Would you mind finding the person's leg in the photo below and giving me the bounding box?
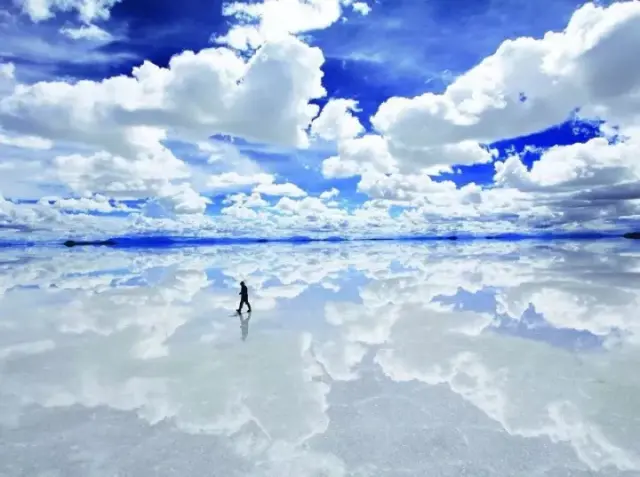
[237,299,243,312]
[247,299,252,312]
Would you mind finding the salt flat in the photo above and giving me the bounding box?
[1,240,639,476]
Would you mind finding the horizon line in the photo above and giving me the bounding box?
[0,231,638,248]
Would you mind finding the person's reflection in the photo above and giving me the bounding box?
[237,311,251,341]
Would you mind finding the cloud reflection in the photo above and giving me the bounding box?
[1,241,640,475]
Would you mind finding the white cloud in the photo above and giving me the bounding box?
[0,35,326,149]
[208,172,306,199]
[207,172,274,191]
[490,132,640,226]
[0,21,134,84]
[16,0,122,23]
[322,131,493,184]
[495,136,640,191]
[0,34,327,219]
[371,2,640,150]
[275,196,343,220]
[0,132,52,149]
[357,171,455,202]
[145,183,212,216]
[0,62,15,81]
[216,0,350,51]
[213,24,264,52]
[309,1,640,234]
[310,98,364,141]
[2,0,640,236]
[223,192,269,208]
[52,128,191,199]
[322,135,397,179]
[350,2,371,16]
[316,1,640,224]
[254,182,307,198]
[387,139,495,174]
[0,62,16,96]
[40,194,130,213]
[0,192,67,232]
[319,188,339,200]
[321,155,361,179]
[60,23,112,41]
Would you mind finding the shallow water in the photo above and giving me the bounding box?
[1,240,640,476]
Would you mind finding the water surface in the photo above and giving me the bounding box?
[1,240,639,476]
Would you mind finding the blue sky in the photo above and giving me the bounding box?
[0,0,639,239]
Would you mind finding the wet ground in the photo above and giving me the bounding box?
[1,240,639,476]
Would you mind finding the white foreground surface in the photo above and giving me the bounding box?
[1,240,639,476]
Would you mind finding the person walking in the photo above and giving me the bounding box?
[237,281,252,313]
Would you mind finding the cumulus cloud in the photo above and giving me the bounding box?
[275,196,337,216]
[208,172,275,191]
[0,33,326,220]
[254,182,307,198]
[40,194,131,213]
[52,129,191,199]
[0,192,67,233]
[223,192,269,209]
[0,35,326,149]
[2,0,640,237]
[323,133,494,179]
[215,0,357,51]
[322,135,397,179]
[491,132,640,226]
[144,183,212,216]
[310,99,364,141]
[319,188,339,200]
[350,2,371,16]
[495,136,640,191]
[372,2,640,147]
[311,1,640,234]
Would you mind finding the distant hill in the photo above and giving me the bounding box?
[63,239,117,247]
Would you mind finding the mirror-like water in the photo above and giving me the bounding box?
[1,241,639,476]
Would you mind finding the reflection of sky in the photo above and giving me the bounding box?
[1,241,640,476]
[492,304,607,351]
[434,288,607,351]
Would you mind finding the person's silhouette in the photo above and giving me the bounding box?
[237,281,252,313]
